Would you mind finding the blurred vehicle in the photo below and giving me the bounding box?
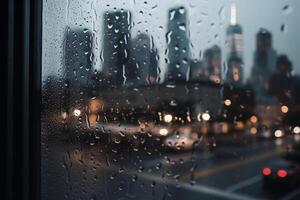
[282,143,300,162]
[256,127,288,140]
[262,159,300,189]
[164,129,199,151]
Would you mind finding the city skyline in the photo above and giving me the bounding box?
[43,0,300,81]
[62,5,292,88]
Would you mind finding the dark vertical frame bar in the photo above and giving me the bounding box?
[29,0,42,199]
[6,0,42,199]
[1,0,9,197]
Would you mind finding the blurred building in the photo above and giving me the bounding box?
[63,27,94,110]
[222,85,255,123]
[269,55,293,104]
[102,10,132,87]
[189,59,206,81]
[166,6,190,82]
[251,28,277,100]
[126,33,158,87]
[64,27,93,88]
[226,1,243,86]
[203,45,222,84]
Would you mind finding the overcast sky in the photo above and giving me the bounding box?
[43,0,300,81]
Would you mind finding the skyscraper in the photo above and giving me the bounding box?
[102,10,132,87]
[64,27,93,89]
[63,27,94,109]
[190,59,206,81]
[203,45,222,84]
[166,6,190,82]
[251,28,277,97]
[226,0,243,85]
[126,33,158,86]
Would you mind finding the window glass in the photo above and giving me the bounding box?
[42,1,300,199]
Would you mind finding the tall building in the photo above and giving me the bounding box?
[269,55,293,104]
[102,10,132,87]
[226,0,243,85]
[126,33,158,86]
[251,28,277,97]
[63,27,94,109]
[203,45,222,84]
[166,6,190,82]
[64,27,93,87]
[190,59,206,81]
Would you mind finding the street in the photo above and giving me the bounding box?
[42,125,300,200]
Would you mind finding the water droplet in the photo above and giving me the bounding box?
[281,24,288,33]
[282,5,293,15]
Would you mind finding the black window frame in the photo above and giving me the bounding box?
[5,0,42,199]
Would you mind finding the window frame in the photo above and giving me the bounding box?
[5,0,42,199]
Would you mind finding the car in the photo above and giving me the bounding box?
[164,128,200,151]
[262,159,300,189]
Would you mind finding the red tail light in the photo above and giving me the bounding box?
[262,167,272,176]
[277,169,288,178]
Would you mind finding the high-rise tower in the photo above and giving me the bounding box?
[251,28,277,98]
[204,45,222,84]
[102,11,132,87]
[126,33,158,86]
[166,6,190,82]
[64,27,93,88]
[226,0,243,85]
[63,27,94,110]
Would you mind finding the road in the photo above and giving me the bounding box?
[42,126,300,200]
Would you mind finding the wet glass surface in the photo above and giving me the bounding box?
[42,1,300,199]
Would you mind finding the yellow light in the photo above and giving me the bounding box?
[88,114,97,127]
[293,126,300,134]
[224,99,232,106]
[281,105,289,113]
[250,127,257,135]
[73,109,81,117]
[202,113,211,121]
[159,128,168,136]
[89,98,103,113]
[235,121,244,130]
[164,114,173,123]
[250,115,258,124]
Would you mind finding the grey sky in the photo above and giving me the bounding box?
[42,0,300,81]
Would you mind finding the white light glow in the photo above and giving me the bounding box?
[159,128,168,136]
[274,130,283,138]
[202,113,211,121]
[164,114,173,123]
[230,0,237,25]
[293,126,300,134]
[73,109,81,117]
